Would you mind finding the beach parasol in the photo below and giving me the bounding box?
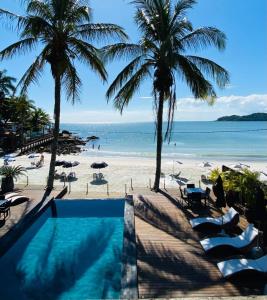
[199,161,212,168]
[63,161,80,168]
[28,153,39,159]
[55,160,66,166]
[214,175,226,208]
[91,162,108,173]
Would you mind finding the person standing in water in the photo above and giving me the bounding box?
[98,145,100,150]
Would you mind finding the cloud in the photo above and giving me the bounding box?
[139,96,153,99]
[56,93,267,123]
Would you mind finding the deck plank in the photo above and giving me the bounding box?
[134,192,265,298]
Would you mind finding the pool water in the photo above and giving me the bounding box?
[0,200,125,300]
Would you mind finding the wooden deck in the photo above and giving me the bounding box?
[134,191,266,298]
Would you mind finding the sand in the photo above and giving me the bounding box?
[8,152,266,194]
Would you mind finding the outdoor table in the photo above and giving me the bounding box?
[184,187,207,207]
[0,199,10,219]
[0,199,10,207]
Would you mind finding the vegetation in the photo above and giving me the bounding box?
[209,167,264,207]
[0,92,51,142]
[217,113,267,121]
[0,165,26,192]
[106,0,229,191]
[0,69,16,100]
[0,0,127,192]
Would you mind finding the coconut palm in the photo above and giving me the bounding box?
[0,0,127,192]
[30,108,51,132]
[106,0,229,191]
[0,69,16,100]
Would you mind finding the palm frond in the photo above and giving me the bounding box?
[113,62,152,113]
[102,43,143,63]
[26,0,53,22]
[175,54,217,100]
[106,56,145,99]
[180,27,226,51]
[76,23,128,42]
[16,48,48,95]
[0,38,37,60]
[62,59,82,104]
[68,38,107,81]
[186,55,230,88]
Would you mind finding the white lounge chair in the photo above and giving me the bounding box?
[200,224,258,253]
[217,255,267,278]
[190,207,239,229]
[8,195,29,205]
[0,192,21,200]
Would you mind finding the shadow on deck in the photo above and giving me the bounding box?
[134,190,266,298]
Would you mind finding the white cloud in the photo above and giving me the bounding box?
[56,93,267,122]
[139,96,153,99]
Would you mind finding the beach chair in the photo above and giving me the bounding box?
[200,223,258,253]
[189,192,202,208]
[0,205,10,219]
[186,183,195,188]
[8,195,29,205]
[190,207,239,230]
[217,255,267,278]
[0,192,21,200]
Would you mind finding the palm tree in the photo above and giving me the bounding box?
[0,69,16,100]
[12,95,35,143]
[106,0,229,191]
[30,108,51,132]
[0,0,127,192]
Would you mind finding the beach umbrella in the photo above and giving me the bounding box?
[28,153,39,159]
[91,162,108,172]
[63,161,80,168]
[213,175,226,208]
[230,163,243,170]
[55,160,66,166]
[199,161,212,168]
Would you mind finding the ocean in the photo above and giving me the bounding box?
[60,121,267,161]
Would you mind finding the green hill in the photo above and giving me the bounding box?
[217,113,267,121]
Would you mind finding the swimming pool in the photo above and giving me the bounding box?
[0,199,134,299]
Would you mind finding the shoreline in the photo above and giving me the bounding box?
[9,152,266,193]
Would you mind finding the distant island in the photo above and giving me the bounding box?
[217,113,267,121]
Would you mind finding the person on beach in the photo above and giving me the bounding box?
[92,144,94,149]
[98,145,100,150]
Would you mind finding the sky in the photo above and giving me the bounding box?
[0,0,267,123]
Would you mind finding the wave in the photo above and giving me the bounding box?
[82,148,267,161]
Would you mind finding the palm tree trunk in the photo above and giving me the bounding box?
[153,91,164,192]
[46,75,61,192]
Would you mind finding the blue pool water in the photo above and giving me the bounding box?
[0,200,125,300]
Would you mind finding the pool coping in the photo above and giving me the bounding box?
[121,195,138,299]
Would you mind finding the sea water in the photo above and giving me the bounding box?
[61,121,267,161]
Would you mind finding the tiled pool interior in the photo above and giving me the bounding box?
[0,199,125,299]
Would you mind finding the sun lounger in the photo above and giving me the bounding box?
[8,195,29,205]
[200,224,258,253]
[190,207,239,229]
[217,255,267,278]
[0,192,21,200]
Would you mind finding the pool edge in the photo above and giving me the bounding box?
[120,196,138,299]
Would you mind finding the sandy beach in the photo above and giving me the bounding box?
[10,152,266,194]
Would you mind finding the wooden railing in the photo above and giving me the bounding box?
[20,134,54,154]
